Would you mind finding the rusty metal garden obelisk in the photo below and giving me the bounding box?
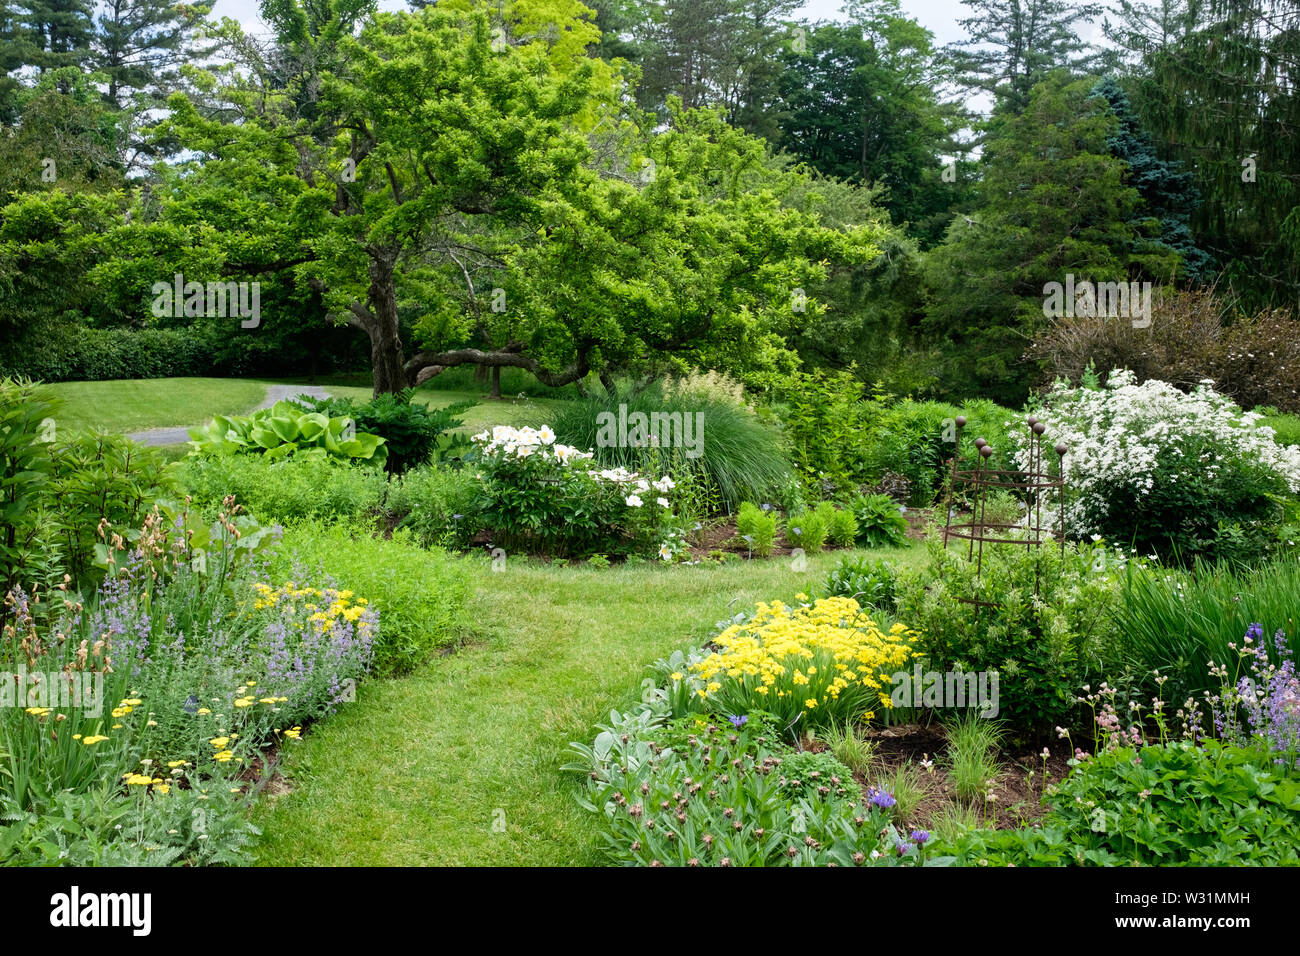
[941,415,1068,604]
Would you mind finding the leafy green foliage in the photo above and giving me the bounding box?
[176,453,388,524]
[849,493,910,548]
[0,378,59,603]
[300,389,473,473]
[735,502,778,557]
[785,508,827,552]
[897,538,1123,731]
[386,464,481,549]
[43,432,179,585]
[824,554,898,611]
[268,520,472,676]
[188,400,387,467]
[943,741,1300,866]
[823,503,858,547]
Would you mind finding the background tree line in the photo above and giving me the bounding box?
[0,0,1295,408]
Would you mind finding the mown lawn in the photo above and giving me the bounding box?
[46,377,270,432]
[45,376,571,438]
[251,543,928,866]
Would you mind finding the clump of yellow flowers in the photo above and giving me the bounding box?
[687,596,916,729]
[250,582,372,633]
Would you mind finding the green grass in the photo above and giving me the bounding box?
[44,376,572,440]
[45,377,270,433]
[250,542,928,865]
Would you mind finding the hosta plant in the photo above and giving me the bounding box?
[188,401,387,468]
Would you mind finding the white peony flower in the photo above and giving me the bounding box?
[625,494,643,508]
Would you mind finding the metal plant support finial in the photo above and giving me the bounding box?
[941,415,1068,605]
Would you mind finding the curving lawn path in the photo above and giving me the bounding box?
[250,545,927,866]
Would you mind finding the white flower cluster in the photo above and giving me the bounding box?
[1017,371,1300,533]
[592,467,675,507]
[471,424,592,463]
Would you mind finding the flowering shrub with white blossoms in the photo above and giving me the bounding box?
[1021,370,1300,562]
[470,425,680,558]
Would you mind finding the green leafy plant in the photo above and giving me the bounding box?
[187,400,387,467]
[0,377,59,605]
[736,502,778,557]
[299,390,472,474]
[267,520,471,676]
[177,454,388,524]
[824,555,898,611]
[943,740,1300,866]
[786,508,827,552]
[823,504,859,548]
[897,538,1124,731]
[849,492,910,548]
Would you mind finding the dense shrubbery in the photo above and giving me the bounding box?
[299,389,473,473]
[471,425,678,558]
[386,465,481,549]
[897,538,1125,731]
[267,521,471,676]
[1,378,179,602]
[552,375,790,512]
[1033,288,1300,414]
[1028,370,1300,563]
[176,454,388,524]
[754,368,1019,505]
[0,327,212,383]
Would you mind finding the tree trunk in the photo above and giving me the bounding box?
[367,248,406,397]
[489,365,501,399]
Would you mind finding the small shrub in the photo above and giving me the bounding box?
[779,749,860,802]
[786,509,827,552]
[813,501,856,547]
[736,502,778,557]
[267,521,471,676]
[300,389,473,474]
[387,465,481,549]
[472,425,675,557]
[824,555,898,611]
[897,538,1124,732]
[187,400,387,467]
[849,493,910,548]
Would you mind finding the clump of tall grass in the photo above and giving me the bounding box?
[552,377,790,511]
[1117,557,1300,701]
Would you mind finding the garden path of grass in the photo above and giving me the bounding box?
[250,544,927,866]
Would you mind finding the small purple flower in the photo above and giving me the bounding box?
[910,829,930,844]
[894,839,913,857]
[868,787,896,809]
[728,715,747,729]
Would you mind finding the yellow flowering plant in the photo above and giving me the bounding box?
[680,596,917,731]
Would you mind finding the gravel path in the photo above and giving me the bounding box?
[128,383,333,447]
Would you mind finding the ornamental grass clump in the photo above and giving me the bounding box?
[685,596,916,732]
